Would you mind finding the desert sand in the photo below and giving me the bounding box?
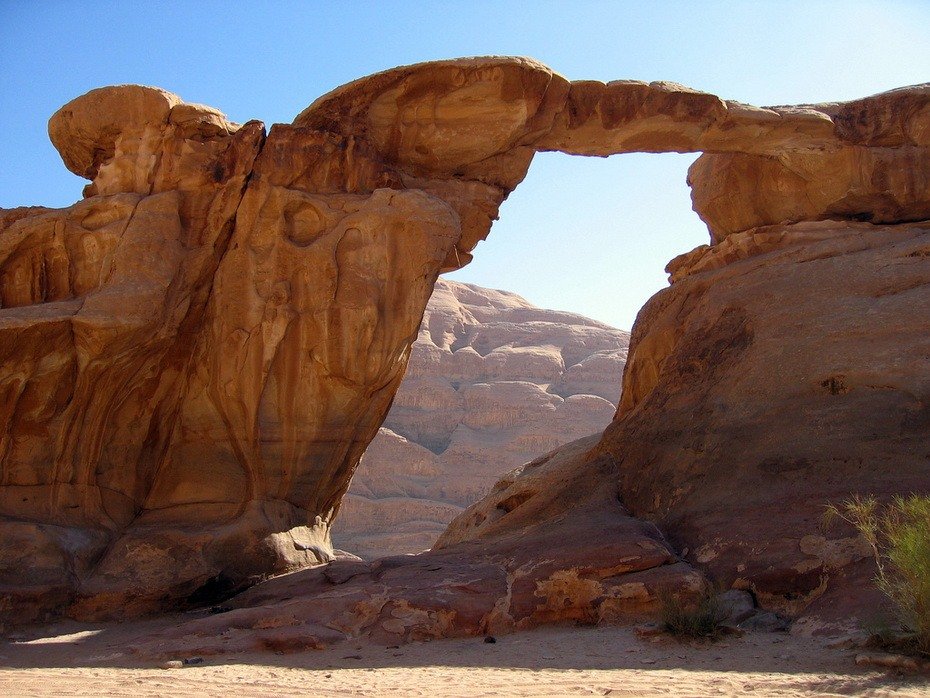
[1,620,927,697]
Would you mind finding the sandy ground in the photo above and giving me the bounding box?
[1,620,928,697]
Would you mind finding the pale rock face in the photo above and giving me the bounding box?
[334,280,627,558]
[1,57,928,629]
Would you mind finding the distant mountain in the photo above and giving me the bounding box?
[333,280,629,558]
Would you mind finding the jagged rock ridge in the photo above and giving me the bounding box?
[335,279,628,557]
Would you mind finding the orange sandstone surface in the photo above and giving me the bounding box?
[0,59,927,656]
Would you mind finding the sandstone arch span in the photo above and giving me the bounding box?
[1,57,928,625]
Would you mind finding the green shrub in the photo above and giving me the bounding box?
[660,586,727,640]
[825,494,930,657]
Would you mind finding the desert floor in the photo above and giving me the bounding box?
[2,617,929,697]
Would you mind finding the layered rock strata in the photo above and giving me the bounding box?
[1,57,927,628]
[336,279,628,557]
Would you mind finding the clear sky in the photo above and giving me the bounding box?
[1,1,928,329]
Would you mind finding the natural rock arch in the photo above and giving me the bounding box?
[1,57,928,624]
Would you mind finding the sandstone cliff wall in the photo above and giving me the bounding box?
[334,279,628,557]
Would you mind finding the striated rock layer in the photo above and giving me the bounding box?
[336,279,627,558]
[1,57,928,629]
[2,84,460,622]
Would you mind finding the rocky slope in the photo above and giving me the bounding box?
[1,57,928,632]
[334,279,628,558]
[442,217,930,634]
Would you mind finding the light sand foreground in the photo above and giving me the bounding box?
[1,621,928,697]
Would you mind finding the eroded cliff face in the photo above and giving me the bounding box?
[2,84,464,621]
[610,219,930,620]
[336,279,628,558]
[1,57,927,628]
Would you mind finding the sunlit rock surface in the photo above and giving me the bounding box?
[335,280,627,557]
[1,58,927,631]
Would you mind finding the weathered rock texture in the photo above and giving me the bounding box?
[336,279,627,557]
[1,57,928,631]
[127,435,704,655]
[2,84,460,622]
[613,218,930,620]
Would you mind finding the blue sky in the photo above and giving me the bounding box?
[1,1,928,329]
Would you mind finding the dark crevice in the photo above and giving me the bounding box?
[184,572,247,609]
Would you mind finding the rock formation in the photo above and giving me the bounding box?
[612,218,930,622]
[128,435,705,655]
[336,279,628,558]
[1,57,927,633]
[2,83,459,622]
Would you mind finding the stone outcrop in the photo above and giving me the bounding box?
[126,435,704,656]
[1,57,928,630]
[689,87,930,241]
[612,218,930,620]
[2,83,459,622]
[335,279,627,558]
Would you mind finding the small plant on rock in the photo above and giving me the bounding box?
[824,494,930,657]
[659,586,727,640]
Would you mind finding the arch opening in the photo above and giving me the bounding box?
[333,150,710,558]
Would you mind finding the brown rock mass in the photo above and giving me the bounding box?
[614,218,930,617]
[123,435,704,655]
[1,57,927,632]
